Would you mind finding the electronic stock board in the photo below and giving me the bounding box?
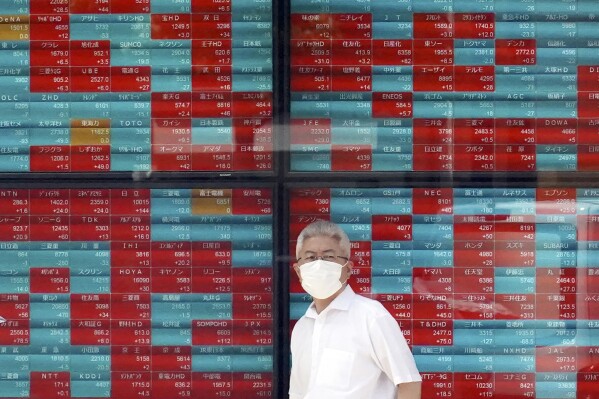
[0,1,274,397]
[1,0,599,398]
[289,186,599,399]
[0,0,273,173]
[287,1,599,398]
[289,0,599,172]
[0,187,274,398]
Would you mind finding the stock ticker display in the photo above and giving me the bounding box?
[290,0,599,172]
[0,0,273,172]
[290,187,599,399]
[0,187,274,398]
[3,1,599,399]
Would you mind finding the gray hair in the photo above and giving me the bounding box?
[295,220,351,259]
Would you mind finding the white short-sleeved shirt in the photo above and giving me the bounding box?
[289,285,421,399]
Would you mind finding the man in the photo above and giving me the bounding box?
[289,220,422,399]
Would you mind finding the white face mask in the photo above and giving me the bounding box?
[299,259,347,299]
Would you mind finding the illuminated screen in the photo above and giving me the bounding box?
[0,187,274,398]
[0,0,273,172]
[289,1,599,172]
[290,187,599,399]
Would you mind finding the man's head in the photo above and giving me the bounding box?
[295,219,351,260]
[294,220,353,300]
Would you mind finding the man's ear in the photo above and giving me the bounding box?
[344,260,353,279]
[293,262,302,281]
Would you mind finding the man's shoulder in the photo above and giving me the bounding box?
[349,292,390,318]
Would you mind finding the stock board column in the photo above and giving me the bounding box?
[230,188,273,395]
[412,0,455,172]
[290,1,333,171]
[108,11,152,171]
[189,1,233,171]
[0,189,30,397]
[189,189,235,398]
[452,188,497,397]
[110,189,153,399]
[494,0,537,173]
[455,190,494,387]
[28,1,71,172]
[288,188,332,320]
[150,2,193,171]
[69,189,112,397]
[495,0,537,171]
[189,188,274,398]
[231,0,273,170]
[496,189,538,397]
[410,188,454,391]
[575,189,599,398]
[330,2,373,171]
[578,40,599,171]
[0,3,30,172]
[371,0,414,171]
[28,189,71,399]
[533,1,577,171]
[453,0,496,171]
[331,188,372,295]
[577,0,599,171]
[150,189,193,399]
[408,188,454,399]
[534,188,578,399]
[370,188,414,339]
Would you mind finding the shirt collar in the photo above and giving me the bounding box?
[304,284,355,319]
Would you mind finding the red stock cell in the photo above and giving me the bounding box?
[111,372,152,398]
[372,39,413,65]
[454,66,495,92]
[495,39,536,65]
[192,65,232,91]
[412,319,453,345]
[152,346,192,372]
[331,145,372,171]
[29,14,70,40]
[152,14,191,40]
[191,13,231,40]
[413,145,453,171]
[290,66,331,91]
[30,372,70,399]
[30,0,69,14]
[454,13,495,39]
[331,13,372,39]
[578,119,599,144]
[70,319,110,345]
[30,268,70,293]
[192,267,232,293]
[290,14,331,40]
[331,39,372,66]
[413,13,454,39]
[111,294,151,320]
[495,118,536,144]
[331,65,372,91]
[111,0,150,13]
[413,66,454,92]
[578,66,599,91]
[494,145,536,171]
[536,118,577,144]
[110,319,151,345]
[413,39,453,65]
[111,66,151,92]
[372,92,412,118]
[192,0,231,13]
